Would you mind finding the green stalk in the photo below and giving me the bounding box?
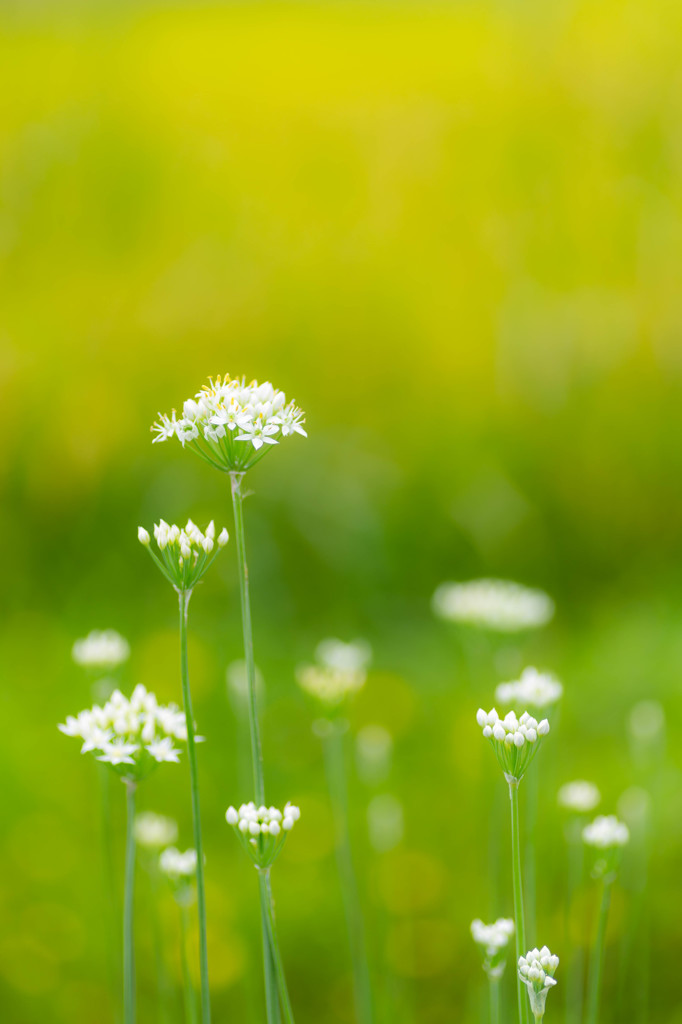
[99,764,122,1023]
[585,879,612,1024]
[489,974,500,1024]
[230,472,282,1024]
[178,590,211,1024]
[149,858,172,1024]
[180,903,199,1024]
[509,780,528,1024]
[524,766,538,943]
[322,723,374,1024]
[564,821,585,1024]
[123,781,137,1024]
[260,871,296,1024]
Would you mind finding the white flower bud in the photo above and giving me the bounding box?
[218,528,229,547]
[138,526,150,545]
[226,806,238,825]
[537,719,550,736]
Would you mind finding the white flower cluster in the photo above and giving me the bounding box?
[135,812,179,850]
[477,708,550,782]
[226,801,301,868]
[160,846,197,880]
[558,781,601,814]
[152,375,307,472]
[297,638,371,708]
[496,667,563,709]
[519,947,559,1018]
[471,918,515,977]
[59,685,192,781]
[582,815,630,849]
[72,630,130,670]
[139,519,228,591]
[433,579,554,632]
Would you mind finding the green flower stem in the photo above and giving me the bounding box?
[525,766,539,943]
[509,780,528,1024]
[585,878,613,1024]
[149,859,172,1024]
[259,870,295,1024]
[99,765,122,1023]
[322,722,374,1024]
[230,472,282,1024]
[180,904,199,1024]
[489,974,501,1024]
[564,821,586,1024]
[123,781,137,1024]
[178,590,211,1024]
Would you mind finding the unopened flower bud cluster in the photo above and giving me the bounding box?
[477,708,549,782]
[433,579,554,632]
[519,946,559,1017]
[471,918,515,977]
[139,519,228,591]
[226,801,301,868]
[72,630,130,670]
[59,684,193,781]
[152,375,307,472]
[496,667,563,710]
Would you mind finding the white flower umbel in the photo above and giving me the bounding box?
[72,629,130,670]
[135,812,178,850]
[160,846,198,883]
[476,708,550,784]
[139,519,229,592]
[471,918,515,978]
[316,638,372,672]
[582,815,630,850]
[297,637,371,712]
[519,947,559,1020]
[226,802,300,870]
[433,579,554,632]
[59,685,187,783]
[151,375,307,473]
[496,667,563,710]
[558,781,601,815]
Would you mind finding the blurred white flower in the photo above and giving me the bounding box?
[225,801,300,868]
[433,579,554,632]
[628,700,665,742]
[72,630,130,670]
[518,947,559,1018]
[160,846,198,881]
[298,637,371,709]
[139,519,228,591]
[316,639,372,672]
[558,781,601,814]
[58,684,188,782]
[582,815,630,850]
[356,725,393,785]
[496,667,563,709]
[134,812,178,850]
[367,794,403,853]
[471,918,515,977]
[477,707,550,782]
[152,375,306,472]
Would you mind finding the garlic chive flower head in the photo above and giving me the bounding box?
[471,918,515,978]
[160,846,198,881]
[496,667,563,710]
[518,947,559,1019]
[134,812,179,850]
[433,579,554,632]
[152,375,307,473]
[558,781,601,814]
[58,684,191,783]
[139,519,229,592]
[477,707,550,783]
[297,638,371,709]
[226,801,301,869]
[583,814,629,881]
[72,630,130,670]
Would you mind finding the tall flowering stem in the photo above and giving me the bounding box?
[179,591,211,1024]
[509,781,529,1024]
[321,721,374,1024]
[585,879,611,1024]
[124,781,137,1024]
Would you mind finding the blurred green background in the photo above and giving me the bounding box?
[2,0,682,1021]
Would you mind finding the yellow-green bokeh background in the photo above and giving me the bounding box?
[2,1,682,1022]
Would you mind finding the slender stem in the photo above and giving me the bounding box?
[509,781,528,1024]
[489,974,500,1024]
[585,879,612,1024]
[180,903,199,1024]
[178,590,211,1024]
[322,724,374,1024]
[230,473,265,804]
[123,781,137,1024]
[564,822,585,1024]
[260,871,296,1024]
[229,473,280,1023]
[149,859,172,1024]
[524,766,538,943]
[99,764,122,1023]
